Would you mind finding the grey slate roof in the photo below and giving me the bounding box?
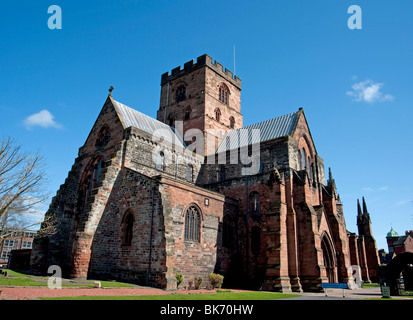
[113,100,186,149]
[393,235,407,246]
[216,111,298,153]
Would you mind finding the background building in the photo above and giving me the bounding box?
[379,228,413,264]
[0,230,36,268]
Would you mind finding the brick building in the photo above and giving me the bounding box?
[31,54,378,292]
[1,230,36,267]
[379,229,413,264]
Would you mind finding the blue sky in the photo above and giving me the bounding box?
[1,0,412,251]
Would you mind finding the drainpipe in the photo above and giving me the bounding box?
[146,184,156,286]
[245,173,249,284]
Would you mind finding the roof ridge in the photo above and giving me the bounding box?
[216,110,299,153]
[241,111,299,130]
[112,100,186,148]
[113,100,171,128]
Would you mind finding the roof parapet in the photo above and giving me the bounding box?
[161,54,241,89]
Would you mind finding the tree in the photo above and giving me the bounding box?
[0,137,56,245]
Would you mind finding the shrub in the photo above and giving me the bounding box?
[208,273,224,289]
[194,276,203,290]
[175,273,184,289]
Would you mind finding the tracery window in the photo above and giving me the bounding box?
[184,206,201,242]
[79,154,105,213]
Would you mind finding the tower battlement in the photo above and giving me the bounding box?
[161,54,241,89]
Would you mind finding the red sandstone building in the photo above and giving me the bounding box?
[379,229,413,264]
[30,54,379,292]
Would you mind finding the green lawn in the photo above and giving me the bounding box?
[40,291,300,300]
[0,269,136,288]
[362,283,380,288]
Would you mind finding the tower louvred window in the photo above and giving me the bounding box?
[175,85,186,102]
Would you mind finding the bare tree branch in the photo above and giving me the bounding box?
[0,137,57,245]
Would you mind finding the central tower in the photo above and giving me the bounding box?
[156,54,242,156]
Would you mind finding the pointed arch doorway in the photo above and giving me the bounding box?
[321,233,336,283]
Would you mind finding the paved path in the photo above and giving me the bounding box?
[280,287,412,300]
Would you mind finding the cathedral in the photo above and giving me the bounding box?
[30,54,379,292]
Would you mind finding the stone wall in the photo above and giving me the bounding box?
[30,97,125,276]
[158,177,225,289]
[87,169,167,287]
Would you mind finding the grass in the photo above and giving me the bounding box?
[0,269,136,288]
[362,283,380,288]
[2,269,300,300]
[0,269,48,287]
[40,291,301,300]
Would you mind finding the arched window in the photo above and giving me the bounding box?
[95,125,111,147]
[184,107,191,121]
[301,148,306,170]
[184,206,201,242]
[251,192,260,215]
[79,154,105,213]
[168,113,174,127]
[311,163,316,181]
[229,116,235,129]
[175,85,186,102]
[222,214,233,248]
[156,151,165,170]
[309,160,313,180]
[186,164,193,182]
[219,84,229,105]
[215,108,221,122]
[121,210,134,246]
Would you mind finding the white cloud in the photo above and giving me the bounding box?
[346,79,394,103]
[362,186,388,192]
[395,200,410,207]
[24,109,63,130]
